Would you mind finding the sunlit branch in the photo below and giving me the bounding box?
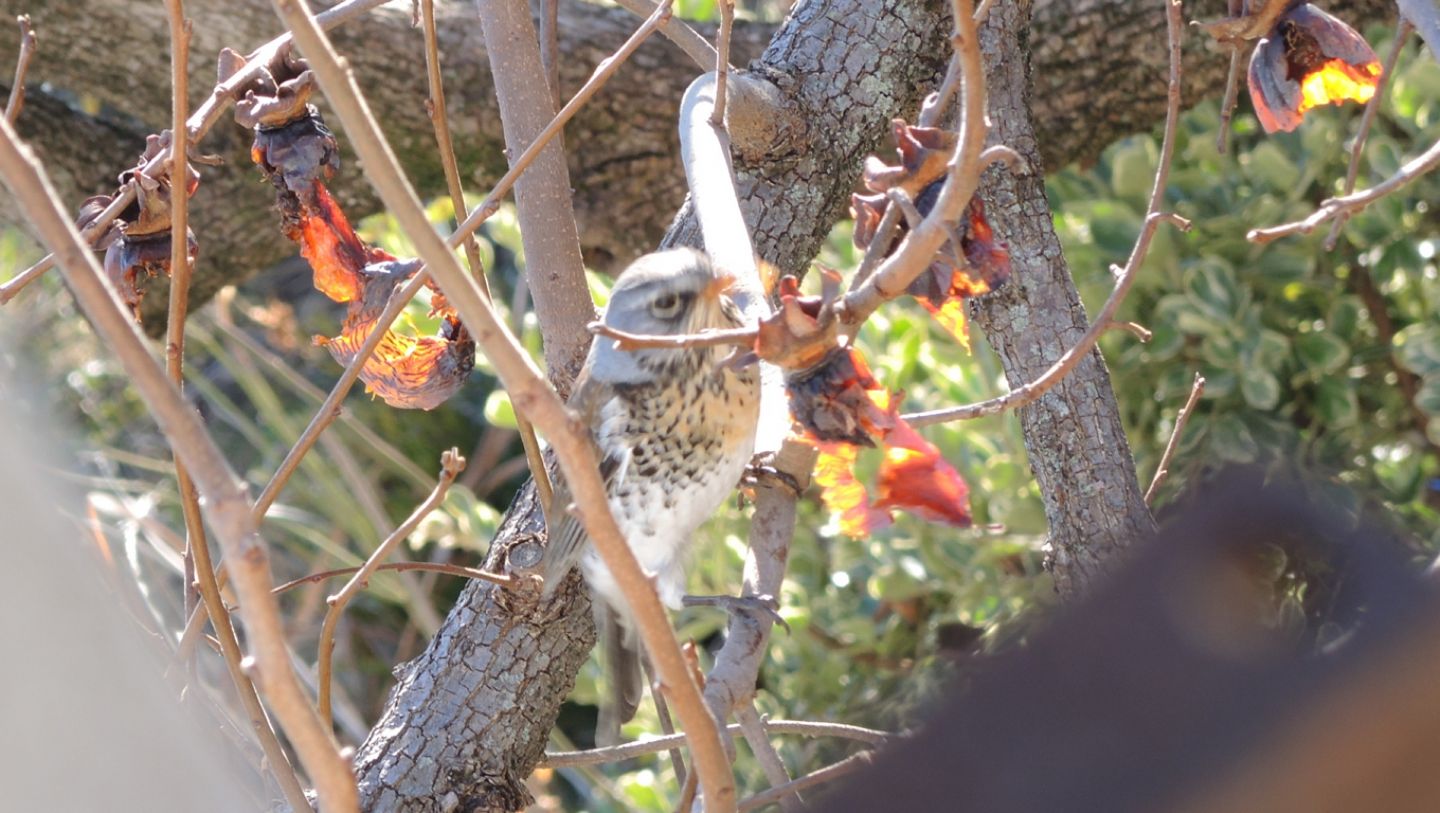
[1144,372,1205,504]
[905,0,1188,428]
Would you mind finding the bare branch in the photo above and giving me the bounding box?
[906,0,1188,427]
[1215,0,1245,154]
[711,0,735,127]
[1144,372,1205,504]
[266,2,736,810]
[735,704,802,811]
[1195,0,1290,43]
[0,117,358,811]
[253,270,432,519]
[737,751,875,812]
[590,321,757,351]
[542,719,894,766]
[701,441,814,718]
[273,561,513,595]
[318,450,465,728]
[4,14,35,124]
[1324,19,1412,250]
[834,0,986,330]
[419,0,552,508]
[1107,320,1153,342]
[1248,133,1440,243]
[452,0,676,247]
[613,0,719,69]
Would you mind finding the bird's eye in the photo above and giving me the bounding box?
[649,291,684,320]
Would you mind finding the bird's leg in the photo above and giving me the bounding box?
[682,593,790,633]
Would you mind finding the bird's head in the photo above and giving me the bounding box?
[590,248,743,385]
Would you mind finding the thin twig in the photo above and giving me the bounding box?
[918,55,961,129]
[266,2,735,810]
[736,704,802,812]
[4,15,36,124]
[272,559,514,595]
[590,321,757,351]
[641,658,689,786]
[1214,0,1244,154]
[0,118,358,812]
[1107,320,1153,342]
[1195,0,1289,43]
[209,314,430,488]
[1248,134,1440,243]
[906,0,1189,427]
[711,0,735,127]
[0,188,131,304]
[450,0,675,246]
[161,0,203,629]
[252,269,432,519]
[1144,372,1205,504]
[737,751,875,813]
[0,0,390,304]
[418,0,552,509]
[318,449,464,727]
[612,0,719,69]
[833,0,987,330]
[1324,19,1411,250]
[419,0,490,300]
[157,11,307,803]
[542,719,893,766]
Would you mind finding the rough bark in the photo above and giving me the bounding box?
[970,0,1158,597]
[0,0,1395,329]
[352,482,597,812]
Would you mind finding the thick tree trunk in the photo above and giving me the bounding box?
[0,0,1393,330]
[970,0,1157,597]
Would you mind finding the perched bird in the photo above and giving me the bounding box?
[542,247,761,744]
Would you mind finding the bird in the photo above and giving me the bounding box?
[541,247,761,744]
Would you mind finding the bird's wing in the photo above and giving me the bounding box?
[539,372,630,597]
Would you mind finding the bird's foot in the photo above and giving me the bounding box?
[682,593,790,634]
[740,452,803,496]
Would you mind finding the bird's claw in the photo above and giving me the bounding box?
[682,593,790,634]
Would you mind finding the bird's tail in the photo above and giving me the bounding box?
[594,601,644,747]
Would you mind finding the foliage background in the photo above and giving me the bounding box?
[1,18,1438,813]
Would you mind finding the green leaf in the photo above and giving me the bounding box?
[1315,377,1360,426]
[1396,323,1440,375]
[1295,331,1351,375]
[1248,141,1302,191]
[1184,260,1238,320]
[1209,414,1258,463]
[1241,369,1281,410]
[1110,138,1157,203]
[1417,375,1440,416]
[1327,296,1363,342]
